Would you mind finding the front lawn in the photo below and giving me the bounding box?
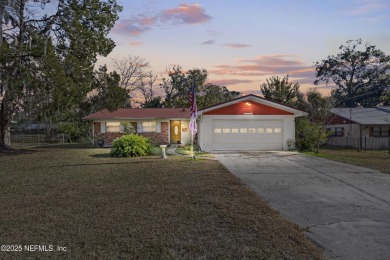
[0,145,323,259]
[306,148,390,174]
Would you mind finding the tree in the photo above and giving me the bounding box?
[315,39,390,108]
[137,71,162,108]
[0,0,122,149]
[88,65,128,113]
[260,75,305,110]
[305,89,334,153]
[197,83,241,109]
[111,55,149,107]
[161,66,208,108]
[161,66,241,108]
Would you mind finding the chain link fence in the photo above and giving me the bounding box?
[10,133,65,148]
[327,136,390,153]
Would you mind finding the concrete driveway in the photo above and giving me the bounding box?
[215,151,390,260]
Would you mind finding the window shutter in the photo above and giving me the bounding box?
[156,122,161,133]
[137,122,143,133]
[101,122,106,133]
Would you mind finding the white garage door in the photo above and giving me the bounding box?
[212,119,283,150]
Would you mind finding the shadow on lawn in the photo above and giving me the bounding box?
[90,153,111,158]
[49,160,152,168]
[0,148,43,156]
[37,143,96,149]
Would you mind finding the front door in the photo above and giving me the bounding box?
[170,120,181,144]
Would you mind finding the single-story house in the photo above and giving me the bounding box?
[83,108,192,146]
[326,107,390,149]
[83,94,307,151]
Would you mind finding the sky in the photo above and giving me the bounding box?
[97,0,390,96]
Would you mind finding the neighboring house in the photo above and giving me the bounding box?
[326,107,390,149]
[84,94,307,150]
[83,108,192,146]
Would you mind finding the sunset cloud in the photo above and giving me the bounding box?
[160,3,212,24]
[114,3,212,36]
[210,54,316,85]
[223,43,251,48]
[114,19,151,36]
[129,41,143,47]
[209,79,254,86]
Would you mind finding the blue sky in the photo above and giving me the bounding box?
[98,0,390,95]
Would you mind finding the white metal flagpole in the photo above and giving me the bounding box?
[190,128,194,159]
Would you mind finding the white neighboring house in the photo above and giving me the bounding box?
[326,107,390,149]
[197,94,307,151]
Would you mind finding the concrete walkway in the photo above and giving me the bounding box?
[215,151,390,260]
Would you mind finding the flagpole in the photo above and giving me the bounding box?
[190,128,194,159]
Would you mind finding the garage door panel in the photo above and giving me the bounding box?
[212,119,283,150]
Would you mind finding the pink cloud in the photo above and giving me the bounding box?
[129,41,143,47]
[223,43,251,48]
[139,15,156,26]
[113,4,212,37]
[210,54,317,86]
[113,19,151,36]
[160,3,212,24]
[208,79,254,86]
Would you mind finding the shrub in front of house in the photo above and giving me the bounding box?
[110,134,153,157]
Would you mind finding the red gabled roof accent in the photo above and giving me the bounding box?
[199,94,261,111]
[200,94,306,115]
[83,108,190,120]
[204,101,293,115]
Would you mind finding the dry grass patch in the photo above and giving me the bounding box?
[306,149,390,174]
[0,145,323,259]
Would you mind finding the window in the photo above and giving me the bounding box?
[248,128,256,133]
[223,128,231,133]
[240,128,247,133]
[232,128,239,133]
[371,127,389,137]
[142,121,156,132]
[106,122,121,133]
[257,128,264,134]
[266,128,273,133]
[214,128,222,133]
[274,128,282,133]
[326,127,344,137]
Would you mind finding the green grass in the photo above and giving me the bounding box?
[306,148,390,174]
[0,145,323,259]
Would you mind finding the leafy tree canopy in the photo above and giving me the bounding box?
[314,39,390,107]
[161,66,241,108]
[0,0,122,149]
[260,74,305,110]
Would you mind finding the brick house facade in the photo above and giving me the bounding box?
[93,121,169,146]
[85,108,192,147]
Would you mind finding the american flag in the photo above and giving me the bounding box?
[189,81,197,134]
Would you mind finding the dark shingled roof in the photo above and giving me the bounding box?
[83,108,190,120]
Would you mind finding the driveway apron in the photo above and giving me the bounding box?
[215,151,390,260]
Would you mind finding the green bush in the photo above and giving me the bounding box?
[110,134,153,157]
[58,122,81,143]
